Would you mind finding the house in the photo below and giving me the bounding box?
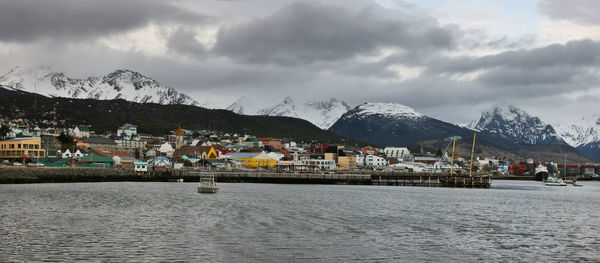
[61,149,73,158]
[222,152,277,169]
[0,137,46,160]
[134,161,148,172]
[117,123,138,140]
[115,124,145,155]
[73,126,90,138]
[77,137,118,151]
[152,157,171,168]
[259,138,282,150]
[158,142,174,157]
[172,146,219,161]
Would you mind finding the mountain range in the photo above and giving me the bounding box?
[328,102,590,162]
[1,66,598,162]
[467,104,566,145]
[226,96,352,129]
[0,67,199,106]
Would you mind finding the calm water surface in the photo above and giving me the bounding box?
[1,180,600,262]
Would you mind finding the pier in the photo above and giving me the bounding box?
[176,170,492,188]
[0,167,491,187]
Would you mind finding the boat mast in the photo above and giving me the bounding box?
[450,136,456,176]
[469,132,476,177]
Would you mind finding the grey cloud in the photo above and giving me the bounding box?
[214,1,458,65]
[429,39,600,74]
[0,0,208,42]
[539,0,600,25]
[166,28,207,57]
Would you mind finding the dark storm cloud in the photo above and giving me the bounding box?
[539,0,600,25]
[214,1,459,65]
[0,0,208,42]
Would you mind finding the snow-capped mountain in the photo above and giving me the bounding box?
[0,66,198,105]
[554,114,600,147]
[470,104,566,145]
[554,114,600,162]
[225,96,261,115]
[329,102,472,146]
[258,97,352,129]
[226,96,352,129]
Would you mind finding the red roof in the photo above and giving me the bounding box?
[259,138,281,142]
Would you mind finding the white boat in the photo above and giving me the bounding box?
[197,173,219,193]
[544,176,567,186]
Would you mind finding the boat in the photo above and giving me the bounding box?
[197,173,219,193]
[534,164,549,181]
[544,176,567,186]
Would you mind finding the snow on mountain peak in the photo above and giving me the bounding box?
[351,102,424,119]
[554,113,600,147]
[257,97,352,129]
[472,104,565,145]
[0,66,198,105]
[226,96,261,115]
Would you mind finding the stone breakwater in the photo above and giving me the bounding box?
[0,167,142,184]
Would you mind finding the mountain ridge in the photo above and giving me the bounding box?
[0,66,199,106]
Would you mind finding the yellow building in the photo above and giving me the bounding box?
[224,152,277,169]
[0,137,46,160]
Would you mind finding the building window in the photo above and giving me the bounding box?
[18,144,21,149]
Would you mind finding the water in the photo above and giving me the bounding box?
[1,180,599,262]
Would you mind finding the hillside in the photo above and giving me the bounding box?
[0,87,356,144]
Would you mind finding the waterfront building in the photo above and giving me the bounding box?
[134,161,148,172]
[383,147,411,160]
[301,159,336,170]
[0,137,46,160]
[222,152,277,169]
[365,154,388,168]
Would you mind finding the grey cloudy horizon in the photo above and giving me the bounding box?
[1,0,599,125]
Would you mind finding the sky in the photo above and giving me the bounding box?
[1,0,599,125]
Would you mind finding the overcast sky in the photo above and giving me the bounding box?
[1,0,599,125]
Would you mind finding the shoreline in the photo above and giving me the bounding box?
[0,167,540,184]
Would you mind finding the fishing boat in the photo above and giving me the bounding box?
[544,176,567,186]
[198,173,219,193]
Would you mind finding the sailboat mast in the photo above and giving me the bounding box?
[469,132,476,177]
[450,136,456,176]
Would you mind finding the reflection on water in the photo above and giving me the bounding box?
[1,180,600,262]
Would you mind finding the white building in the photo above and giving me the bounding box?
[73,126,90,138]
[301,159,336,170]
[134,161,148,172]
[365,154,388,168]
[384,147,411,160]
[117,124,138,140]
